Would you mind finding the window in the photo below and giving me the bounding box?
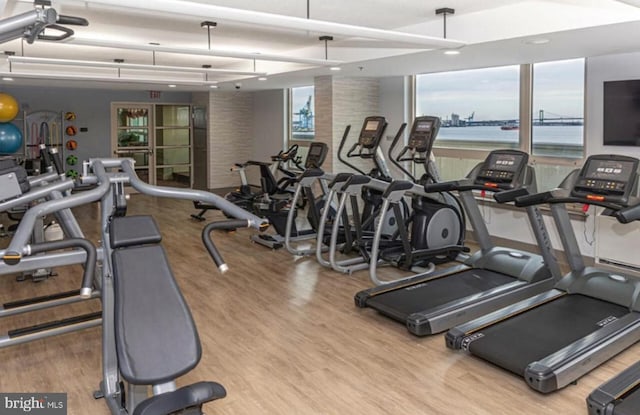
[532,58,584,158]
[415,60,586,190]
[416,65,520,151]
[290,86,315,141]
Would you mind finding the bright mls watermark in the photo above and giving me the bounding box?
[0,394,66,415]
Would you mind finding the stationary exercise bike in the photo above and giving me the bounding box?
[190,144,302,221]
[250,142,329,249]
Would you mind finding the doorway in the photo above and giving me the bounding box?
[111,103,193,187]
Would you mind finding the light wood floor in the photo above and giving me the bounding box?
[0,195,638,415]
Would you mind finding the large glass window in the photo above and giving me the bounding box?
[415,60,586,190]
[532,58,584,158]
[290,86,315,141]
[416,66,520,150]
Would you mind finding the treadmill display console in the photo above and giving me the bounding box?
[358,117,386,149]
[572,155,639,204]
[475,150,528,189]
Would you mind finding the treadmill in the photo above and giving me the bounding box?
[355,149,560,336]
[586,201,640,415]
[588,360,640,415]
[447,154,640,394]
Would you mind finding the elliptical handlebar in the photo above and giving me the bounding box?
[424,181,461,193]
[386,122,413,180]
[337,124,366,174]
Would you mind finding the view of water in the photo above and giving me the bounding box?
[438,125,583,145]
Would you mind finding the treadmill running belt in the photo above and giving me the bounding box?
[467,294,628,376]
[368,269,515,318]
[614,386,640,415]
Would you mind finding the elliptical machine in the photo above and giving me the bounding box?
[250,142,329,249]
[364,116,467,284]
[316,116,409,274]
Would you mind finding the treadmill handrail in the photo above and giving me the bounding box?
[616,202,640,223]
[493,187,530,203]
[425,179,519,194]
[515,188,634,212]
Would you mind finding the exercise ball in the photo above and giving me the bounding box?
[0,123,23,154]
[0,93,19,122]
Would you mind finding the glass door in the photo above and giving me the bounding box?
[155,104,192,188]
[111,103,154,184]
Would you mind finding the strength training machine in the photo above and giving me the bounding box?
[4,157,267,414]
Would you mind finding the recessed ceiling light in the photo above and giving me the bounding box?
[525,38,550,45]
[168,84,176,88]
[209,85,218,88]
[2,77,13,81]
[330,66,341,71]
[443,49,461,55]
[258,77,267,81]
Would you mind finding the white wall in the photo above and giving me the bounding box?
[208,91,254,188]
[252,89,286,161]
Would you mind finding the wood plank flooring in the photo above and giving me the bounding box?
[0,194,638,414]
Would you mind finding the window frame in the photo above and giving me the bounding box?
[288,85,316,143]
[413,61,587,169]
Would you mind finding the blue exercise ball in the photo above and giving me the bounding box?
[0,122,23,154]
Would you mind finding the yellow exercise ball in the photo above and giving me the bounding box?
[0,93,19,123]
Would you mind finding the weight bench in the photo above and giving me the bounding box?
[102,215,226,414]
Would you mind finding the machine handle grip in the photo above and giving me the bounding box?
[39,144,52,170]
[424,181,457,193]
[615,203,640,224]
[6,239,96,298]
[514,191,554,207]
[494,187,530,203]
[56,15,89,26]
[49,147,65,175]
[202,220,251,273]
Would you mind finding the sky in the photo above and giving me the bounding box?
[416,58,584,121]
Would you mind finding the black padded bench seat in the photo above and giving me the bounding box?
[109,215,226,413]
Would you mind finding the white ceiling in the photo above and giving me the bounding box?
[0,0,639,91]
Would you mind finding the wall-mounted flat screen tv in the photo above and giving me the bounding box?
[603,80,640,146]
